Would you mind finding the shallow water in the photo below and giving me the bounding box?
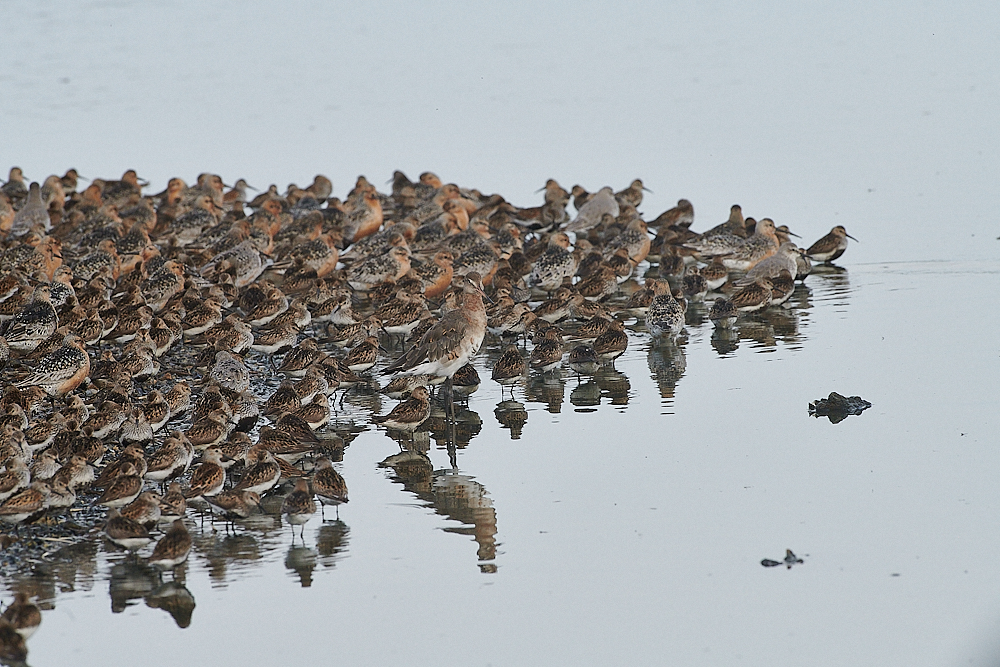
[3,1,999,665]
[0,259,993,666]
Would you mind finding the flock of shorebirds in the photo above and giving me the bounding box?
[0,165,856,657]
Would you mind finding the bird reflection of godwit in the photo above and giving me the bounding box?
[433,471,498,572]
[379,453,498,572]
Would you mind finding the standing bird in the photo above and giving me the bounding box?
[208,350,250,393]
[4,284,58,353]
[9,182,51,236]
[650,199,694,230]
[234,449,281,495]
[529,327,565,373]
[281,477,316,538]
[104,508,152,551]
[149,519,192,571]
[183,446,229,500]
[205,489,261,522]
[805,226,858,263]
[567,344,600,376]
[97,463,143,509]
[311,457,348,520]
[646,283,686,338]
[528,233,577,292]
[729,277,774,312]
[342,336,380,373]
[383,273,488,380]
[594,319,628,362]
[492,345,526,397]
[15,333,90,395]
[565,187,619,233]
[0,482,49,527]
[614,179,652,209]
[372,385,431,434]
[709,298,739,328]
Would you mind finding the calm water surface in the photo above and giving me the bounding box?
[3,1,999,665]
[0,259,995,667]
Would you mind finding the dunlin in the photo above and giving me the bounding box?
[281,477,316,536]
[806,225,857,263]
[205,489,261,521]
[646,282,686,338]
[729,277,773,312]
[104,508,152,551]
[594,319,628,361]
[529,327,564,373]
[373,385,431,433]
[184,446,229,500]
[528,233,577,292]
[709,298,738,328]
[311,457,348,520]
[233,449,281,495]
[149,519,192,570]
[5,284,58,353]
[120,490,162,527]
[492,345,526,394]
[0,482,49,526]
[97,462,143,508]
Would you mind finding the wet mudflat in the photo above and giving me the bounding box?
[3,258,996,666]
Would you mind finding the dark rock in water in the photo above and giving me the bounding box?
[762,549,804,569]
[808,392,871,423]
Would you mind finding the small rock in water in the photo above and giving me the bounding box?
[762,549,804,569]
[808,391,871,423]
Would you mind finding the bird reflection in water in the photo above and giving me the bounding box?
[526,372,565,413]
[518,361,632,416]
[684,302,707,328]
[379,452,498,572]
[316,521,350,568]
[647,337,687,409]
[194,531,262,587]
[594,366,631,406]
[108,559,195,628]
[807,266,851,310]
[570,380,601,411]
[711,327,740,356]
[435,471,498,572]
[146,580,196,628]
[494,400,527,439]
[428,406,482,452]
[285,543,318,588]
[708,281,819,357]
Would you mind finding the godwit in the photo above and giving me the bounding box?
[384,272,488,380]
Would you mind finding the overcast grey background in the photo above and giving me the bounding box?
[3,1,998,263]
[3,2,1000,665]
